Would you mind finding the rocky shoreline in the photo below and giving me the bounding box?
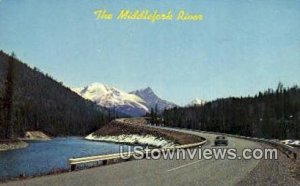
[0,131,50,152]
[21,131,51,141]
[85,118,203,147]
[0,140,28,151]
[86,133,175,148]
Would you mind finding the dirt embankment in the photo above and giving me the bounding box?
[92,118,203,145]
[0,139,28,151]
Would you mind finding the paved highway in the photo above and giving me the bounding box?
[1,127,263,186]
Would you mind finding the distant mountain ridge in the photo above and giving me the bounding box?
[73,83,177,116]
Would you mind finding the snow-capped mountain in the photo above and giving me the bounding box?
[130,87,177,113]
[72,83,178,116]
[187,98,206,107]
[72,83,149,116]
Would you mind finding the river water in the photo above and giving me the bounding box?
[0,137,131,180]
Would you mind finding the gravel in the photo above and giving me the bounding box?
[237,144,300,186]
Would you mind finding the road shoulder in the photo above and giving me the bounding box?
[237,144,300,186]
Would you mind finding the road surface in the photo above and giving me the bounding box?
[1,127,265,186]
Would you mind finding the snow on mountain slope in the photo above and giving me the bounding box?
[130,87,177,113]
[72,83,149,116]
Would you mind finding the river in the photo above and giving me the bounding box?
[0,137,131,180]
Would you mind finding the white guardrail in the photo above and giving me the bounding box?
[68,138,207,171]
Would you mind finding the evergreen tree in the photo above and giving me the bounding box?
[2,53,16,139]
[0,51,108,138]
[164,83,300,140]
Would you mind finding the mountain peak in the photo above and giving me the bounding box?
[73,84,177,116]
[134,87,154,93]
[144,86,153,91]
[131,87,177,112]
[72,83,149,116]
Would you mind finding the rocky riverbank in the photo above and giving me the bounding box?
[86,133,175,147]
[21,131,51,141]
[85,118,203,148]
[0,131,50,151]
[0,140,28,151]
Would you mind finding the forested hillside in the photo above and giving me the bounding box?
[0,51,108,139]
[164,83,300,140]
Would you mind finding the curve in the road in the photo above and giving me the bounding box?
[1,127,263,186]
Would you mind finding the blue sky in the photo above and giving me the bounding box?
[0,0,300,105]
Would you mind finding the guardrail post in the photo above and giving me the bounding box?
[71,164,76,171]
[293,152,297,160]
[103,160,108,165]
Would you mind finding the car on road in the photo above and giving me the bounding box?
[214,136,228,146]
